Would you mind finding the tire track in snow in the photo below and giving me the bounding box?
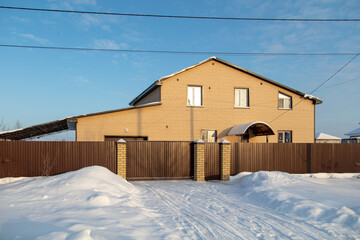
[182,182,335,240]
[141,182,216,239]
[145,182,284,239]
[140,182,249,239]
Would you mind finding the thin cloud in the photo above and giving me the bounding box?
[17,33,49,44]
[11,16,30,23]
[79,14,102,30]
[73,76,89,83]
[73,0,96,6]
[102,25,112,32]
[93,39,129,49]
[48,0,96,10]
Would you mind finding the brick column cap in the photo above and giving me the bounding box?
[194,139,205,143]
[117,139,126,143]
[219,139,231,144]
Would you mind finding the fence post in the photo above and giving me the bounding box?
[117,139,127,179]
[194,139,205,182]
[220,140,231,181]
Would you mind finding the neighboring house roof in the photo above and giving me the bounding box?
[0,118,71,140]
[0,102,161,140]
[129,56,322,106]
[345,128,360,137]
[315,133,341,140]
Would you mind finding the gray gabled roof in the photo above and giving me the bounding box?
[129,57,322,106]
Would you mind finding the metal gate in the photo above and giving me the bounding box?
[205,143,220,180]
[126,141,193,180]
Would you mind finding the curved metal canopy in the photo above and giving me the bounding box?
[227,121,275,136]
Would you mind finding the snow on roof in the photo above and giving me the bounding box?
[345,128,360,137]
[315,133,341,140]
[304,94,322,104]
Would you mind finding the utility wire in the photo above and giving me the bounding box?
[1,6,360,22]
[0,44,358,56]
[309,53,360,94]
[270,52,360,123]
[317,78,360,91]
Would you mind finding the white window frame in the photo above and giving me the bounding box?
[201,130,217,142]
[234,88,249,108]
[187,86,202,106]
[278,130,292,143]
[278,92,292,109]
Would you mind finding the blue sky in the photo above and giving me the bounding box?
[0,0,359,140]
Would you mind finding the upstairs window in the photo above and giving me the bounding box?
[187,86,202,106]
[278,131,292,143]
[201,130,217,142]
[235,88,249,108]
[278,92,292,109]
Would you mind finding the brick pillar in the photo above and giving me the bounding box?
[220,140,231,181]
[194,139,205,182]
[117,139,127,179]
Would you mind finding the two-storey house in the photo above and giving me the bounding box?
[74,57,322,143]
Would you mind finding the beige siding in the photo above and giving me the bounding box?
[77,60,316,143]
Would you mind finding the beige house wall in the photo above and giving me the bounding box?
[76,60,315,143]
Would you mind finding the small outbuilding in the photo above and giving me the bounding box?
[315,133,341,143]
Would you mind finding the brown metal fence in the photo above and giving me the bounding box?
[205,143,220,180]
[311,143,360,173]
[1,141,359,180]
[126,141,193,180]
[0,141,116,177]
[231,143,360,175]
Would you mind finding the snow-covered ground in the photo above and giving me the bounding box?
[0,166,359,239]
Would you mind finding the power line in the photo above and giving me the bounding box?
[309,53,360,94]
[317,78,360,91]
[270,52,360,123]
[0,44,358,56]
[1,6,360,22]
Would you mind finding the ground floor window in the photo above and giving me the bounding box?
[201,130,217,142]
[278,131,292,143]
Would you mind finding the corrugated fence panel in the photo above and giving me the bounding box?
[311,143,360,173]
[126,141,193,180]
[228,142,358,175]
[0,141,116,177]
[231,143,360,175]
[205,143,220,180]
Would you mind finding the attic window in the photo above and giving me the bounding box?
[278,92,292,109]
[187,86,202,106]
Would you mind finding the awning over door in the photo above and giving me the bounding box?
[227,121,275,136]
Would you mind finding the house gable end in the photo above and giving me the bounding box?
[129,57,321,106]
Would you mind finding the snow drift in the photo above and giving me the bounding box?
[1,166,359,239]
[230,171,360,237]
